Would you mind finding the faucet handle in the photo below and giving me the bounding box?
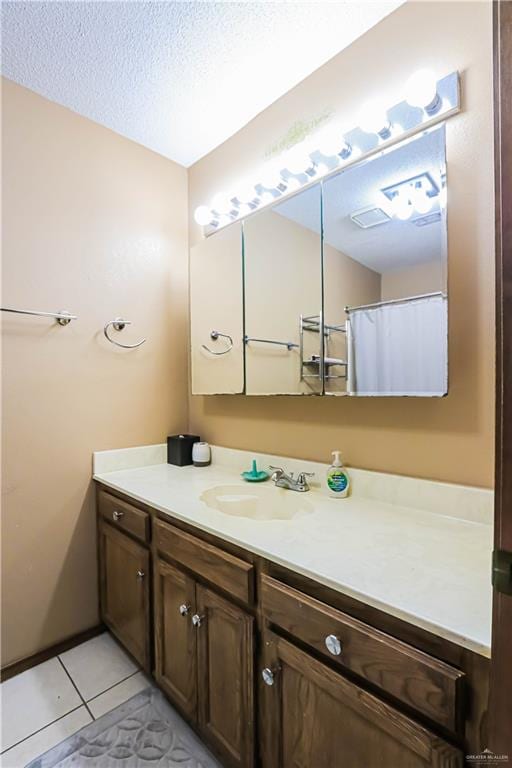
[269,465,284,481]
[297,471,315,484]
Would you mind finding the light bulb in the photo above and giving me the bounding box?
[284,142,314,175]
[313,162,329,178]
[194,206,213,226]
[404,69,440,113]
[217,215,231,228]
[260,161,283,189]
[391,190,413,221]
[316,126,344,157]
[413,187,433,215]
[210,192,233,215]
[259,191,274,206]
[238,203,251,217]
[284,177,301,193]
[236,183,257,204]
[358,101,391,138]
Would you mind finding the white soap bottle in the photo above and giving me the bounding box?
[326,451,350,498]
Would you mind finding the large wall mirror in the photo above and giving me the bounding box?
[322,126,448,396]
[190,126,448,397]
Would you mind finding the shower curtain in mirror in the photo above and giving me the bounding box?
[346,293,448,396]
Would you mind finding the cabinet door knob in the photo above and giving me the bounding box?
[325,634,342,656]
[179,604,191,616]
[191,614,204,627]
[112,510,124,521]
[136,569,145,580]
[261,667,276,686]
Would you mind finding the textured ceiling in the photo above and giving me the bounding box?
[1,1,405,167]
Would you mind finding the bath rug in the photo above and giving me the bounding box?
[26,685,223,767]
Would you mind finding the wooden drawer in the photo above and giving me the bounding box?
[98,489,150,544]
[154,519,254,605]
[260,574,464,732]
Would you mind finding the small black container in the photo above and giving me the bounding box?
[167,434,200,466]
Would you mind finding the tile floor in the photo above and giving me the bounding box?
[0,632,150,767]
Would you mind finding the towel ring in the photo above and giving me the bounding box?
[201,330,233,355]
[104,318,146,349]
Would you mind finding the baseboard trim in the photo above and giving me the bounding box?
[0,623,105,682]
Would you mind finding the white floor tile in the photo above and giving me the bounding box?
[87,672,151,719]
[0,658,82,753]
[59,633,138,701]
[0,706,91,768]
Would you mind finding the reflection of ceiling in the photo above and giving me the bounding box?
[275,128,446,275]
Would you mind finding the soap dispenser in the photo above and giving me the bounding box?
[326,451,350,498]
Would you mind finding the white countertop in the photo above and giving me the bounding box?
[93,445,493,657]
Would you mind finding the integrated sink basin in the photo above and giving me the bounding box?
[200,484,314,521]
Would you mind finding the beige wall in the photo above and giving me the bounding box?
[188,0,495,487]
[381,261,445,302]
[1,80,189,666]
[324,242,381,394]
[245,208,322,394]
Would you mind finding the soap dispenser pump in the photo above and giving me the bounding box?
[326,451,350,498]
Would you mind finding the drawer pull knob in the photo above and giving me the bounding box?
[325,634,342,656]
[179,604,191,616]
[192,613,204,627]
[112,510,124,521]
[262,667,275,686]
[136,570,145,580]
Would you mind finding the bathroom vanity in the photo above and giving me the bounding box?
[93,446,491,767]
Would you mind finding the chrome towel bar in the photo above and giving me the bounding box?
[1,306,77,325]
[104,318,146,349]
[244,335,298,351]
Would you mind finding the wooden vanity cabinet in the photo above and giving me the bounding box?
[260,630,463,768]
[98,519,150,670]
[96,483,488,768]
[154,519,255,768]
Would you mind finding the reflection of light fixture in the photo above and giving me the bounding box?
[194,206,214,226]
[391,190,413,220]
[404,69,441,115]
[358,101,391,139]
[382,171,440,221]
[413,186,433,214]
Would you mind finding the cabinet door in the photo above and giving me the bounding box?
[196,585,254,768]
[154,559,197,719]
[99,521,150,670]
[260,630,462,768]
[190,222,244,394]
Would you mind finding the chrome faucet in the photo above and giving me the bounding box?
[269,466,315,492]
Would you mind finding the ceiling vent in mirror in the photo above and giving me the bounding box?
[412,211,442,227]
[350,206,391,229]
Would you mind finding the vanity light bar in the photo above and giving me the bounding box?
[194,69,460,234]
